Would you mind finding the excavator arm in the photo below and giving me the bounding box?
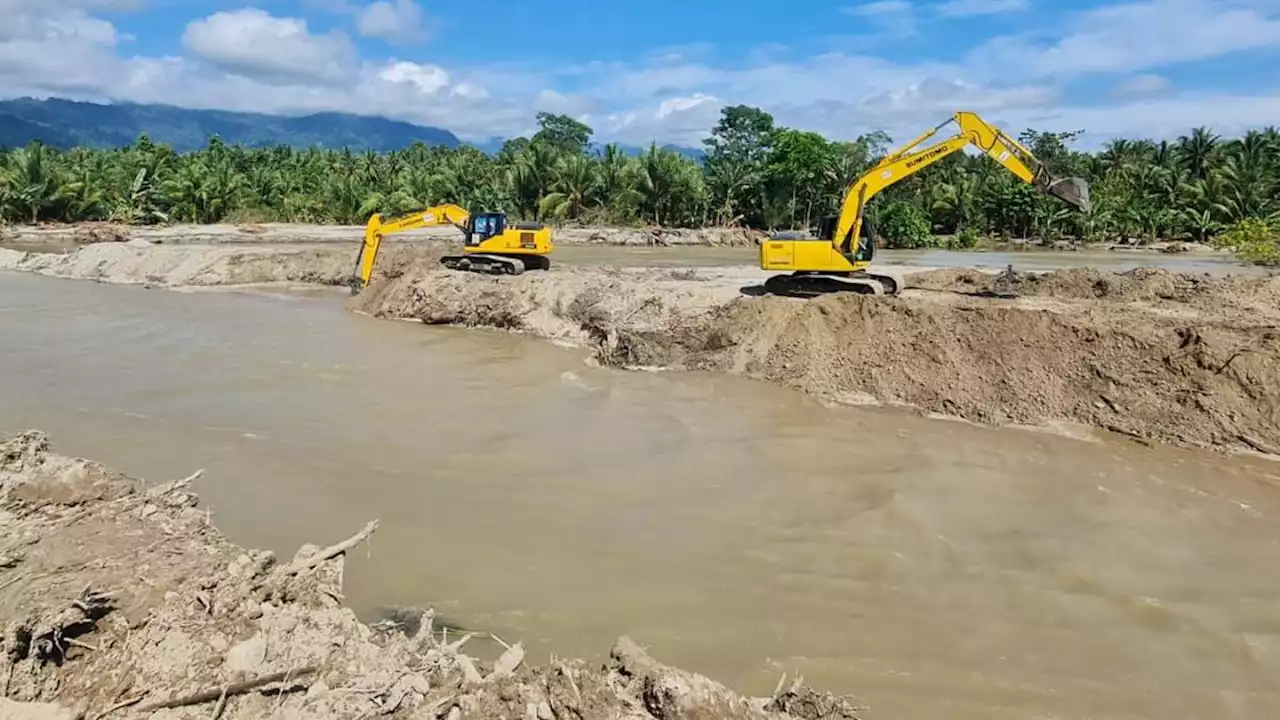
[349,204,471,292]
[832,111,1091,255]
[759,111,1091,296]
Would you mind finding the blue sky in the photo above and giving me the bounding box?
[2,0,1280,147]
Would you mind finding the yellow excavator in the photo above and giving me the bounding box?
[760,111,1092,296]
[348,204,553,293]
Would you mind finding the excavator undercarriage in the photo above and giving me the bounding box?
[439,252,552,275]
[762,271,900,297]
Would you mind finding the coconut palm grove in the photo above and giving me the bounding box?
[1,106,1277,263]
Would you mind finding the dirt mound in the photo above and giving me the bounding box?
[353,267,736,361]
[682,295,1280,450]
[71,223,131,244]
[908,266,1280,305]
[0,432,859,720]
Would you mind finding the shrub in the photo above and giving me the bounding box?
[946,226,980,250]
[1214,218,1280,265]
[878,201,934,249]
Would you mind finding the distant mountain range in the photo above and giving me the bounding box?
[0,98,705,161]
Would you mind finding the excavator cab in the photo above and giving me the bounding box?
[465,212,507,246]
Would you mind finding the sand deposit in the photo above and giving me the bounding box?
[0,431,860,720]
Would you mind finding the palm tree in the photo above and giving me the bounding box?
[1176,126,1220,181]
[3,143,62,223]
[540,154,600,220]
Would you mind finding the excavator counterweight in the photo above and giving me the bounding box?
[759,111,1091,296]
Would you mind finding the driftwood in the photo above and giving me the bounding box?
[135,665,319,712]
[279,520,380,576]
[145,469,204,498]
[89,693,144,720]
[487,642,525,681]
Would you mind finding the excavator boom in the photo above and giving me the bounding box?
[760,111,1091,296]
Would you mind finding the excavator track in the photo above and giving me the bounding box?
[763,272,900,298]
[440,253,551,276]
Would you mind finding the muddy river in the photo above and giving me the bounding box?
[3,272,1279,719]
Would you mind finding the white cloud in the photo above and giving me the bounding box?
[935,0,1029,17]
[601,93,722,146]
[996,93,1280,147]
[377,60,449,94]
[0,1,122,44]
[968,0,1280,80]
[1114,73,1172,97]
[0,1,125,95]
[533,89,594,116]
[844,0,911,15]
[182,9,354,83]
[841,1,917,36]
[358,0,425,44]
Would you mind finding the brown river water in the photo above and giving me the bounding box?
[3,271,1280,719]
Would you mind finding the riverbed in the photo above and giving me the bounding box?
[2,271,1279,719]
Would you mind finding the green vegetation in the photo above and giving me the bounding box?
[1,105,1278,263]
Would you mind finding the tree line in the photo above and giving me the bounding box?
[1,106,1277,261]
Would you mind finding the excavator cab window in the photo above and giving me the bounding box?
[816,216,838,241]
[468,213,505,244]
[854,217,876,262]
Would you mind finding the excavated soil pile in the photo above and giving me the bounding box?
[359,267,1280,453]
[906,266,1280,310]
[0,432,860,720]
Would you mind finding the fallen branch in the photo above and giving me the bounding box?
[487,642,525,681]
[1238,434,1279,456]
[209,687,228,720]
[135,665,319,712]
[145,469,204,498]
[90,693,145,720]
[279,520,380,576]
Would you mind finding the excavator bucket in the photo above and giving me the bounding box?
[1046,176,1092,213]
